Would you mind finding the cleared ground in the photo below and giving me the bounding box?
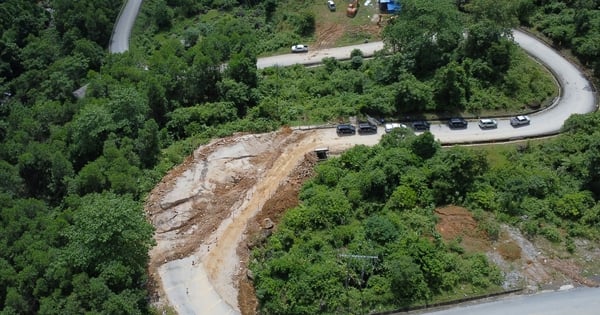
[146,127,385,314]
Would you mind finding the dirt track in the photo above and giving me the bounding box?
[145,127,384,314]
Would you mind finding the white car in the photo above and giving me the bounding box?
[510,115,531,127]
[478,118,498,129]
[384,122,407,133]
[327,0,336,11]
[291,44,309,53]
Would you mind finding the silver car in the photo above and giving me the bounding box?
[327,0,336,11]
[478,118,498,129]
[384,123,407,133]
[510,115,530,127]
[291,44,309,53]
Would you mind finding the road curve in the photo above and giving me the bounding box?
[257,30,597,144]
[109,0,597,142]
[109,0,143,53]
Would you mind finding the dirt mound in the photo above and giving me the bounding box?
[315,22,345,49]
[434,206,600,291]
[497,241,522,261]
[435,205,491,253]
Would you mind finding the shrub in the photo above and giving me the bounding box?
[541,225,562,243]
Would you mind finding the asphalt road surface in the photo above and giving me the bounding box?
[109,0,143,53]
[420,287,600,315]
[256,30,597,145]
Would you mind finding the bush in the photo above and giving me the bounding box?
[541,225,562,243]
[290,11,315,36]
[479,218,500,241]
[565,237,576,254]
[365,215,399,245]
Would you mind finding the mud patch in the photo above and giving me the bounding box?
[236,152,318,315]
[435,205,491,253]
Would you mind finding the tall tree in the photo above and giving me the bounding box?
[433,61,470,109]
[382,0,464,75]
[64,192,154,289]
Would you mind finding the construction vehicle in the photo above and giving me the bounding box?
[346,0,359,17]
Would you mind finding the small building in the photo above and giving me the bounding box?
[314,147,329,160]
[378,0,401,14]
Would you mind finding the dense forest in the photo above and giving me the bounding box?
[0,0,599,313]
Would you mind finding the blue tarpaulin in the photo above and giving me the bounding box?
[379,0,401,13]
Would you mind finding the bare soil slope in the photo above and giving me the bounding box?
[145,127,383,314]
[435,206,600,291]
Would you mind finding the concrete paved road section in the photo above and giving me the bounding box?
[109,0,143,53]
[158,256,237,315]
[430,29,596,144]
[421,287,600,315]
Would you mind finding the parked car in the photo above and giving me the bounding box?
[327,0,336,11]
[448,117,468,129]
[358,122,378,134]
[478,118,498,129]
[510,115,530,127]
[384,122,407,133]
[291,44,309,53]
[336,124,356,135]
[411,120,430,131]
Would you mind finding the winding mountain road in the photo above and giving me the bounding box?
[110,1,596,142]
[110,1,598,314]
[257,30,597,144]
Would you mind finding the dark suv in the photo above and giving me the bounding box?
[358,122,377,134]
[412,120,430,131]
[448,117,468,129]
[336,124,356,135]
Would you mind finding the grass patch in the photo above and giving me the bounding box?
[466,139,552,169]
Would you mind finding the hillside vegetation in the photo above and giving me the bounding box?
[251,130,504,314]
[250,110,600,314]
[0,0,598,314]
[524,0,600,79]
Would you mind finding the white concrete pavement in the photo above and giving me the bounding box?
[158,256,237,315]
[257,41,385,69]
[257,30,597,145]
[431,29,597,144]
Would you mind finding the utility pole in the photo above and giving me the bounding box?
[339,254,378,315]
